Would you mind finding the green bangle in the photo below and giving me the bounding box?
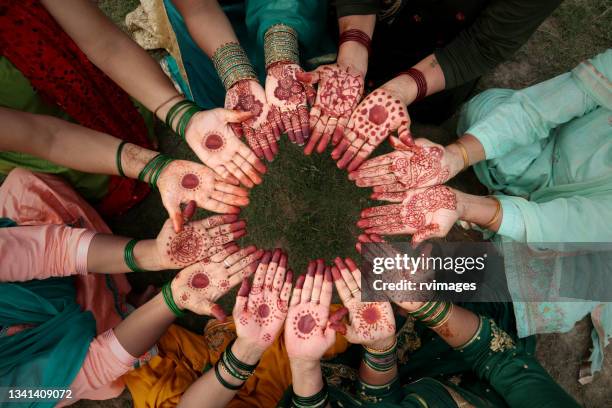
[176,105,202,140]
[225,339,259,371]
[162,281,185,318]
[214,360,243,390]
[116,141,127,177]
[149,156,174,189]
[291,383,328,408]
[137,154,162,183]
[222,352,250,381]
[124,239,146,273]
[425,302,452,327]
[165,100,192,130]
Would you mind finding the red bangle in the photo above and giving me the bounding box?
[399,68,427,102]
[339,29,372,55]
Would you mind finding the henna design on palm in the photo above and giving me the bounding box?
[358,185,459,245]
[332,89,411,171]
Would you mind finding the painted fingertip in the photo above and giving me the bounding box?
[182,200,197,219]
[370,193,379,200]
[356,219,368,228]
[296,274,306,289]
[316,259,325,273]
[261,251,273,265]
[224,214,239,223]
[330,322,347,335]
[348,172,357,181]
[271,248,282,263]
[331,266,341,281]
[356,243,362,253]
[211,304,227,322]
[345,258,358,271]
[237,278,250,296]
[324,267,332,282]
[279,254,288,268]
[234,230,247,239]
[254,249,265,259]
[231,220,247,231]
[285,269,293,282]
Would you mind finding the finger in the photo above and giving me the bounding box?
[310,260,325,303]
[412,223,441,247]
[281,112,295,143]
[337,136,366,169]
[308,106,322,132]
[201,214,239,229]
[300,261,316,303]
[349,164,393,181]
[280,269,293,303]
[332,266,352,304]
[182,200,197,221]
[316,116,339,154]
[331,130,356,160]
[238,144,267,174]
[351,153,394,172]
[333,257,359,293]
[319,267,333,306]
[290,274,305,307]
[234,278,250,313]
[256,130,274,162]
[265,125,279,156]
[213,182,250,198]
[209,229,245,247]
[294,69,320,85]
[272,252,288,293]
[398,122,412,145]
[298,105,310,142]
[169,207,183,233]
[203,198,241,214]
[230,123,244,138]
[346,142,376,172]
[371,191,407,202]
[210,303,228,322]
[330,116,349,146]
[344,258,361,290]
[228,259,259,287]
[356,174,398,188]
[270,106,284,137]
[305,84,316,106]
[224,109,254,124]
[224,160,254,188]
[291,113,304,146]
[372,183,410,194]
[360,204,402,219]
[224,245,257,267]
[228,249,264,275]
[210,190,249,207]
[244,127,264,159]
[304,116,326,155]
[232,155,263,186]
[264,248,282,292]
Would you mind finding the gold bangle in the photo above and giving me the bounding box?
[483,196,502,229]
[454,140,469,171]
[363,337,397,354]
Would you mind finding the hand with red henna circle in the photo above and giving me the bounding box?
[349,136,464,192]
[284,260,348,361]
[185,107,267,188]
[265,63,315,146]
[296,63,364,155]
[225,79,281,162]
[332,88,411,171]
[358,185,460,246]
[233,249,293,352]
[171,245,264,321]
[155,212,247,269]
[156,160,250,232]
[331,258,396,349]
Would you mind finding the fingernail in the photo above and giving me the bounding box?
[279,254,288,268]
[325,267,332,282]
[296,275,306,289]
[307,261,316,276]
[331,266,341,281]
[271,248,282,263]
[261,251,272,264]
[234,230,247,239]
[285,269,293,282]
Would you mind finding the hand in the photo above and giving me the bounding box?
[284,260,347,362]
[349,136,459,191]
[332,88,411,171]
[157,160,249,232]
[355,233,385,254]
[156,214,246,269]
[357,185,459,246]
[170,245,263,320]
[225,79,280,162]
[233,249,293,353]
[331,257,396,348]
[184,107,267,188]
[265,63,314,146]
[295,63,364,155]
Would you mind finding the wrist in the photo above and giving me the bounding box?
[444,143,467,177]
[365,335,396,351]
[380,75,417,106]
[289,359,324,396]
[233,337,264,365]
[133,239,163,271]
[155,94,186,123]
[122,144,158,180]
[337,41,369,77]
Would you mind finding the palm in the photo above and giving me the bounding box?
[171,260,233,315]
[333,88,411,171]
[185,109,265,187]
[344,301,395,345]
[157,160,249,232]
[156,214,244,269]
[285,302,335,360]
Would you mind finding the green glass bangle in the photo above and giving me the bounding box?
[165,100,193,130]
[222,352,250,381]
[225,339,259,371]
[425,302,452,327]
[149,156,174,189]
[176,105,202,140]
[162,281,185,318]
[137,154,162,183]
[124,239,146,273]
[414,301,442,321]
[214,360,243,390]
[292,383,328,408]
[116,141,127,177]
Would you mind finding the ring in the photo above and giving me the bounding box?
[311,296,320,303]
[350,287,360,295]
[223,260,231,268]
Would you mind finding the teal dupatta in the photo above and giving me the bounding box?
[0,218,96,407]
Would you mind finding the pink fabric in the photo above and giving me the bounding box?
[0,225,95,281]
[0,168,133,402]
[58,329,137,407]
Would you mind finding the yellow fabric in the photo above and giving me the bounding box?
[124,305,349,408]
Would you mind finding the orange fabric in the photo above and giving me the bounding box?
[124,305,349,408]
[0,168,130,334]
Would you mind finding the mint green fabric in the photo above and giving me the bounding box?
[163,0,334,109]
[0,278,96,407]
[457,49,612,373]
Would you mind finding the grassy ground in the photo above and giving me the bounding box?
[56,0,612,406]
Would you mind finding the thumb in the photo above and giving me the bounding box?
[168,206,184,233]
[210,302,228,322]
[224,109,254,124]
[233,278,250,314]
[389,135,414,151]
[295,69,321,85]
[182,200,196,222]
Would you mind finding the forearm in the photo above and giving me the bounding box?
[337,15,376,76]
[40,0,180,120]
[87,234,162,274]
[112,293,175,357]
[173,0,238,57]
[381,54,446,105]
[179,338,262,408]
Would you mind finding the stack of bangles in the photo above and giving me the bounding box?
[162,281,184,318]
[212,42,258,90]
[165,99,203,140]
[124,239,146,273]
[338,28,372,55]
[399,68,428,102]
[363,338,398,372]
[409,301,454,328]
[137,153,174,188]
[214,340,258,390]
[292,384,329,408]
[264,24,299,68]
